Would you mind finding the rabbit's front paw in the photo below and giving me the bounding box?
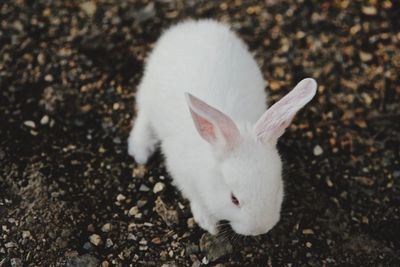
[190,202,217,235]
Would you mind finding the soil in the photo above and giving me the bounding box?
[1,0,399,266]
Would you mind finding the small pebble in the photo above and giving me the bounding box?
[133,165,147,178]
[326,177,334,187]
[22,230,31,239]
[44,74,54,82]
[139,245,148,251]
[113,103,120,110]
[302,229,314,235]
[359,51,373,62]
[101,223,112,232]
[313,145,323,156]
[89,234,102,246]
[37,53,45,64]
[40,115,49,125]
[5,242,17,248]
[24,120,36,128]
[362,6,377,15]
[116,194,126,202]
[139,184,150,192]
[83,242,92,251]
[151,237,161,244]
[105,238,114,248]
[187,218,195,229]
[80,1,97,16]
[153,182,165,193]
[128,233,137,241]
[137,199,148,208]
[306,242,312,248]
[129,206,139,216]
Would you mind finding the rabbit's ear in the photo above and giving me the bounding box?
[185,93,240,150]
[254,78,317,142]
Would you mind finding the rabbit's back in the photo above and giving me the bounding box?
[137,20,267,141]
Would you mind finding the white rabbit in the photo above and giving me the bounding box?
[128,19,317,235]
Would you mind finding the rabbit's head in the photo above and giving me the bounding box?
[186,78,317,236]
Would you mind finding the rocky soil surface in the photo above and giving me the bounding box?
[1,0,399,266]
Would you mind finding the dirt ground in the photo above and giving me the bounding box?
[1,0,399,266]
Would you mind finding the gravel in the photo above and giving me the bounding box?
[0,0,399,266]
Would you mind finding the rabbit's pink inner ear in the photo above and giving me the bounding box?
[189,109,217,143]
[254,78,317,142]
[185,93,240,148]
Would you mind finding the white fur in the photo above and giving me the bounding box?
[128,19,317,235]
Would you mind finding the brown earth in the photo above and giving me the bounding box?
[1,0,399,266]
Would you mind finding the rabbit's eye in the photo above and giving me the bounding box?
[231,193,240,207]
